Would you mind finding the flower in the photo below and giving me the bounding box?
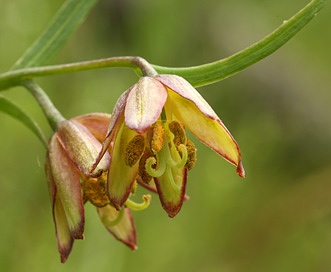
[45,113,137,263]
[92,74,244,218]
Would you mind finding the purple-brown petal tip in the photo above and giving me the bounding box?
[59,240,74,263]
[237,160,245,178]
[154,168,188,218]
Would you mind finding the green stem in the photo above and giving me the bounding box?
[0,56,155,91]
[22,80,65,130]
[0,0,325,91]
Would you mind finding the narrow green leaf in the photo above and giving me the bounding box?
[0,95,47,147]
[153,0,326,87]
[12,0,98,70]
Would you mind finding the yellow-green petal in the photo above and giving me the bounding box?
[154,167,187,218]
[97,206,137,250]
[107,122,142,209]
[166,90,244,177]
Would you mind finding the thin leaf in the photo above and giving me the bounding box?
[0,95,47,147]
[12,0,98,70]
[152,0,326,87]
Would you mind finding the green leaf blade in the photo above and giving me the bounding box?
[0,95,47,147]
[12,0,98,70]
[153,0,327,87]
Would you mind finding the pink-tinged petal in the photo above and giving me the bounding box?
[125,77,168,133]
[90,91,130,174]
[53,193,75,263]
[165,90,245,177]
[48,135,85,239]
[156,74,218,119]
[73,113,111,143]
[107,123,142,209]
[154,168,187,218]
[57,120,110,177]
[97,206,137,250]
[45,156,74,263]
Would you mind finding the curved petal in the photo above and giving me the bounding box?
[47,135,85,239]
[73,113,111,142]
[45,156,74,263]
[125,77,168,133]
[54,196,74,263]
[154,168,187,218]
[97,206,137,250]
[57,120,110,177]
[165,90,245,177]
[90,90,130,173]
[107,123,142,209]
[156,74,217,119]
[105,89,130,138]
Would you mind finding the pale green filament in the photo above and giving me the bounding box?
[164,164,181,192]
[145,125,188,187]
[165,143,187,168]
[101,206,125,227]
[145,156,166,177]
[145,152,181,192]
[125,194,151,211]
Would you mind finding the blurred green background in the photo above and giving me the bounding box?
[1,0,331,271]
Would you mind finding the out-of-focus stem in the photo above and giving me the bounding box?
[22,80,65,131]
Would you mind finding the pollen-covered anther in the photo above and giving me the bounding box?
[168,121,186,147]
[123,135,145,167]
[138,148,154,183]
[82,172,111,207]
[131,180,138,194]
[185,139,197,170]
[150,122,165,153]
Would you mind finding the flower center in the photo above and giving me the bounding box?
[137,120,197,186]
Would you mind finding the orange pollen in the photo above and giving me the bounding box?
[123,134,145,167]
[82,172,110,207]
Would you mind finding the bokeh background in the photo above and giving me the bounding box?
[1,0,331,271]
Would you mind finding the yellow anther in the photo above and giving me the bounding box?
[150,122,165,153]
[123,134,145,167]
[131,180,138,194]
[82,172,110,207]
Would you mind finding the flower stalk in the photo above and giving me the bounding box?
[0,0,325,92]
[0,56,156,91]
[22,80,65,131]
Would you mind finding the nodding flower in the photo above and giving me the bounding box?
[91,74,244,218]
[45,113,137,263]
